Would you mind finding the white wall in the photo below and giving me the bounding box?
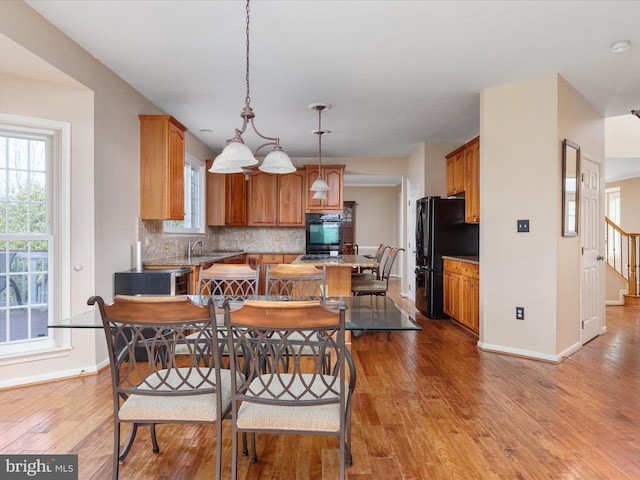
[479,73,604,361]
[605,177,640,231]
[557,75,604,354]
[0,2,215,386]
[343,185,399,258]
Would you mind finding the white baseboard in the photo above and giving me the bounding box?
[0,360,106,390]
[605,289,628,306]
[477,340,582,363]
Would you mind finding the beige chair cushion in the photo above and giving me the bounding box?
[236,373,348,432]
[118,368,234,423]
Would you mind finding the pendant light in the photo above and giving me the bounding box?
[310,103,331,196]
[209,0,295,175]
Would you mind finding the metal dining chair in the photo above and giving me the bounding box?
[265,263,326,299]
[88,294,233,480]
[351,247,404,296]
[198,263,260,300]
[354,244,389,280]
[223,299,356,480]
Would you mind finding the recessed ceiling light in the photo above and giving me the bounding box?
[611,40,631,53]
[199,128,214,133]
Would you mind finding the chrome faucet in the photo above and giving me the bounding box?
[187,240,205,261]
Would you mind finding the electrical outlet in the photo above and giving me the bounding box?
[517,219,529,232]
[516,306,525,320]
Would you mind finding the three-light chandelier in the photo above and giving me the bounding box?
[209,0,295,175]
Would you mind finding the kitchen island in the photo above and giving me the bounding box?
[292,254,379,296]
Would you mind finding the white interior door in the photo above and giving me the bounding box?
[580,154,603,343]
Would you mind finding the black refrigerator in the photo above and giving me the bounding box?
[415,197,479,318]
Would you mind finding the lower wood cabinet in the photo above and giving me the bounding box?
[443,258,479,333]
[246,253,300,295]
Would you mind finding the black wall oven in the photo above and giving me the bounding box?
[305,213,343,255]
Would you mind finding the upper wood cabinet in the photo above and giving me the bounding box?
[207,167,304,227]
[277,169,305,226]
[247,169,305,226]
[225,173,248,226]
[205,166,247,226]
[464,136,480,223]
[139,115,187,220]
[445,136,480,224]
[304,165,344,212]
[248,171,278,226]
[445,147,465,196]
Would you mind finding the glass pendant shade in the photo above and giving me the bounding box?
[258,148,296,174]
[209,140,258,174]
[310,176,330,192]
[312,190,328,200]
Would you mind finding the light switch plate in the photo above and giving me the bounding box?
[517,219,529,232]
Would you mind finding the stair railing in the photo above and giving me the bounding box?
[605,216,640,295]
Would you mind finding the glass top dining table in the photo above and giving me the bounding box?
[48,295,422,332]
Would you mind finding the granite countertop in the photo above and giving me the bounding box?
[292,254,378,268]
[144,250,245,267]
[442,255,480,265]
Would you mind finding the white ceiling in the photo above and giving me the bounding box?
[18,0,640,180]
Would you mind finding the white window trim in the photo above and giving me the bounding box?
[0,113,71,364]
[163,153,206,234]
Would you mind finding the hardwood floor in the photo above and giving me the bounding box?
[2,281,640,479]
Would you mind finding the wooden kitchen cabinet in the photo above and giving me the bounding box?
[205,166,247,226]
[246,253,300,295]
[443,258,479,334]
[248,172,278,225]
[445,136,480,224]
[445,147,465,196]
[461,269,479,332]
[277,169,305,226]
[225,173,248,226]
[443,269,460,319]
[443,259,462,319]
[248,169,305,226]
[464,136,480,223]
[139,115,187,220]
[304,165,344,212]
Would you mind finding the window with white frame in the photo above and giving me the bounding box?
[0,119,62,356]
[163,154,205,234]
[605,186,620,224]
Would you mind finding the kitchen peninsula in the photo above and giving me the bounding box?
[292,254,379,296]
[142,251,378,297]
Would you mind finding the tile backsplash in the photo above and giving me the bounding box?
[140,220,305,260]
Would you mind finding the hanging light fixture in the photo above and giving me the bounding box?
[209,0,295,175]
[309,103,331,198]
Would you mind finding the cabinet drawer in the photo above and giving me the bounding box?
[461,262,479,279]
[443,259,462,273]
[262,254,284,264]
